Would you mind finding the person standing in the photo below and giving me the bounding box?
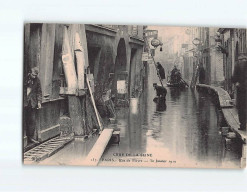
[170,65,178,83]
[232,53,247,131]
[24,67,42,143]
[199,64,206,84]
[157,62,166,81]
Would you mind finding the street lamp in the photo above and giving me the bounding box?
[192,38,201,46]
[214,33,228,56]
[151,38,163,51]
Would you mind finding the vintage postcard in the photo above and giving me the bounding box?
[23,23,246,168]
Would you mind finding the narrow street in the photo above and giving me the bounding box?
[38,63,241,168]
[99,63,241,168]
[22,24,246,169]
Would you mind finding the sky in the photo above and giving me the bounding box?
[148,25,188,42]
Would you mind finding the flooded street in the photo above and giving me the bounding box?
[99,64,241,168]
[38,64,241,168]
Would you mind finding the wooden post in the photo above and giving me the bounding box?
[62,25,84,136]
[79,24,89,71]
[62,26,78,94]
[75,50,85,90]
[68,96,84,136]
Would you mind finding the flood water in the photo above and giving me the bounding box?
[99,64,241,168]
[39,64,241,168]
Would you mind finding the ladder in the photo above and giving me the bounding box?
[143,35,164,87]
[190,65,199,89]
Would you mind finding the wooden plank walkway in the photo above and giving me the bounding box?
[196,84,246,143]
[24,136,74,164]
[197,84,246,168]
[84,128,114,166]
[197,84,233,108]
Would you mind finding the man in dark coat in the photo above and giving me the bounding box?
[157,62,166,80]
[199,65,206,84]
[232,53,247,131]
[171,65,179,83]
[153,83,167,99]
[24,67,42,143]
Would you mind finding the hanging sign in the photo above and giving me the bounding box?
[151,38,161,47]
[117,80,127,94]
[142,52,149,61]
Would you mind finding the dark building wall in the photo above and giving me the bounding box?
[85,25,144,100]
[23,24,144,148]
[24,23,66,144]
[24,23,92,145]
[219,28,247,96]
[129,44,144,97]
[85,30,116,100]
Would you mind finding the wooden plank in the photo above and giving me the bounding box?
[79,24,89,70]
[38,124,60,142]
[62,26,78,94]
[229,108,240,124]
[84,128,114,166]
[74,31,86,90]
[222,109,246,143]
[60,87,75,95]
[86,76,103,131]
[75,50,85,90]
[222,109,239,129]
[197,84,246,143]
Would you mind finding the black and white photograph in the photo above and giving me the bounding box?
[22,24,246,168]
[2,0,247,192]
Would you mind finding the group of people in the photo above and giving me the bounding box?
[153,62,182,99]
[153,62,168,100]
[23,57,246,149]
[153,57,246,131]
[170,65,182,84]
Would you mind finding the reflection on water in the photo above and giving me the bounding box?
[100,65,241,168]
[153,97,167,112]
[40,64,241,168]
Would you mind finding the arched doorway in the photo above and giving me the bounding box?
[112,38,128,101]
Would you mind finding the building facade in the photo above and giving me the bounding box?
[218,28,247,96]
[23,23,145,149]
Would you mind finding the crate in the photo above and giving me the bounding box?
[110,131,120,145]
